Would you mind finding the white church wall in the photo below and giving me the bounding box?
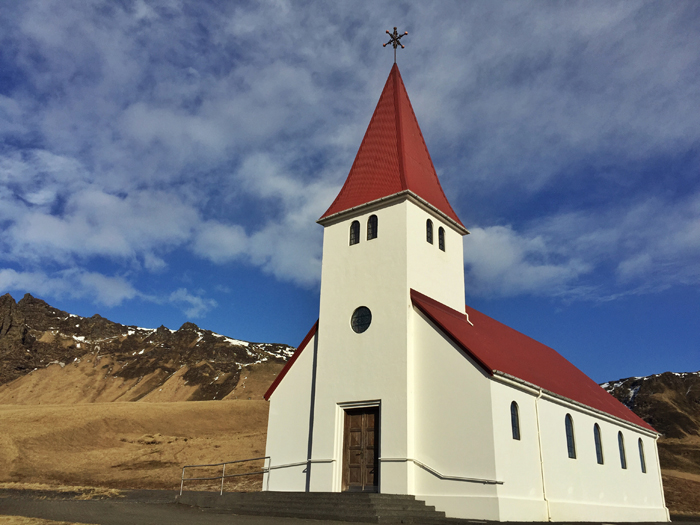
[411,309,500,520]
[490,380,549,521]
[405,202,465,312]
[265,188,668,521]
[536,394,669,522]
[310,202,413,493]
[264,333,317,492]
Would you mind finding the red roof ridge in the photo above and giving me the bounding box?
[410,289,656,433]
[319,64,465,229]
[411,289,494,373]
[411,289,469,322]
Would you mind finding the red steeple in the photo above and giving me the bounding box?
[319,64,464,229]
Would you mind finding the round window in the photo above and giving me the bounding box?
[351,306,372,334]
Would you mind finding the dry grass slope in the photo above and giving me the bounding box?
[0,356,284,405]
[0,401,268,491]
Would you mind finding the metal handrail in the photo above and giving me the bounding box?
[180,455,502,495]
[379,457,504,485]
[180,456,270,495]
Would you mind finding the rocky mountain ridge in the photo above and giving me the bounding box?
[602,370,700,439]
[602,369,700,515]
[0,292,294,402]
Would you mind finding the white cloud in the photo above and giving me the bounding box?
[0,1,698,313]
[193,221,249,264]
[464,225,591,297]
[143,252,167,272]
[6,187,198,264]
[169,288,217,319]
[465,191,700,299]
[0,268,137,307]
[616,254,653,284]
[0,267,221,316]
[73,271,138,306]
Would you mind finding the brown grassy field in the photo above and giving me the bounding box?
[0,359,279,493]
[0,401,268,492]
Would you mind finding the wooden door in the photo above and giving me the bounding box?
[342,407,379,492]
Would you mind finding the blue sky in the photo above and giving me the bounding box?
[0,1,698,383]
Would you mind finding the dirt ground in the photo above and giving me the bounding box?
[662,473,700,517]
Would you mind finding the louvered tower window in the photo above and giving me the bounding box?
[349,220,360,246]
[438,227,445,251]
[367,215,378,240]
[426,219,433,244]
[594,424,604,464]
[565,414,576,459]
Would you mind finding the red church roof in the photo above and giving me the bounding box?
[320,64,464,229]
[411,289,655,432]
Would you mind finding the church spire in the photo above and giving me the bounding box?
[319,64,465,230]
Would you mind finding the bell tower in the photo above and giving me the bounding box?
[317,63,468,317]
[304,64,469,493]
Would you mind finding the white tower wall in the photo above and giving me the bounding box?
[305,198,466,493]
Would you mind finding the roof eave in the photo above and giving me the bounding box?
[411,289,658,436]
[492,371,659,436]
[318,190,470,236]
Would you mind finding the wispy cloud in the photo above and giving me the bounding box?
[464,225,592,297]
[0,268,138,307]
[168,288,217,319]
[465,192,700,299]
[0,1,698,316]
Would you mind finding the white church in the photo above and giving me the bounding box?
[263,64,669,522]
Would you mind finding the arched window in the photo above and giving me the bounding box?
[367,215,378,240]
[438,227,445,251]
[638,438,647,473]
[349,220,360,246]
[565,414,576,459]
[426,219,433,244]
[618,431,627,469]
[594,424,604,464]
[510,401,520,440]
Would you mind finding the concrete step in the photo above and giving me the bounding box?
[205,492,417,502]
[214,500,437,512]
[177,491,451,523]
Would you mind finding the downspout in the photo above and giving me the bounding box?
[305,333,320,492]
[534,388,551,522]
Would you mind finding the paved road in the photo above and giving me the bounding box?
[0,490,350,525]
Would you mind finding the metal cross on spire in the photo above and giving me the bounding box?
[383,27,408,64]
